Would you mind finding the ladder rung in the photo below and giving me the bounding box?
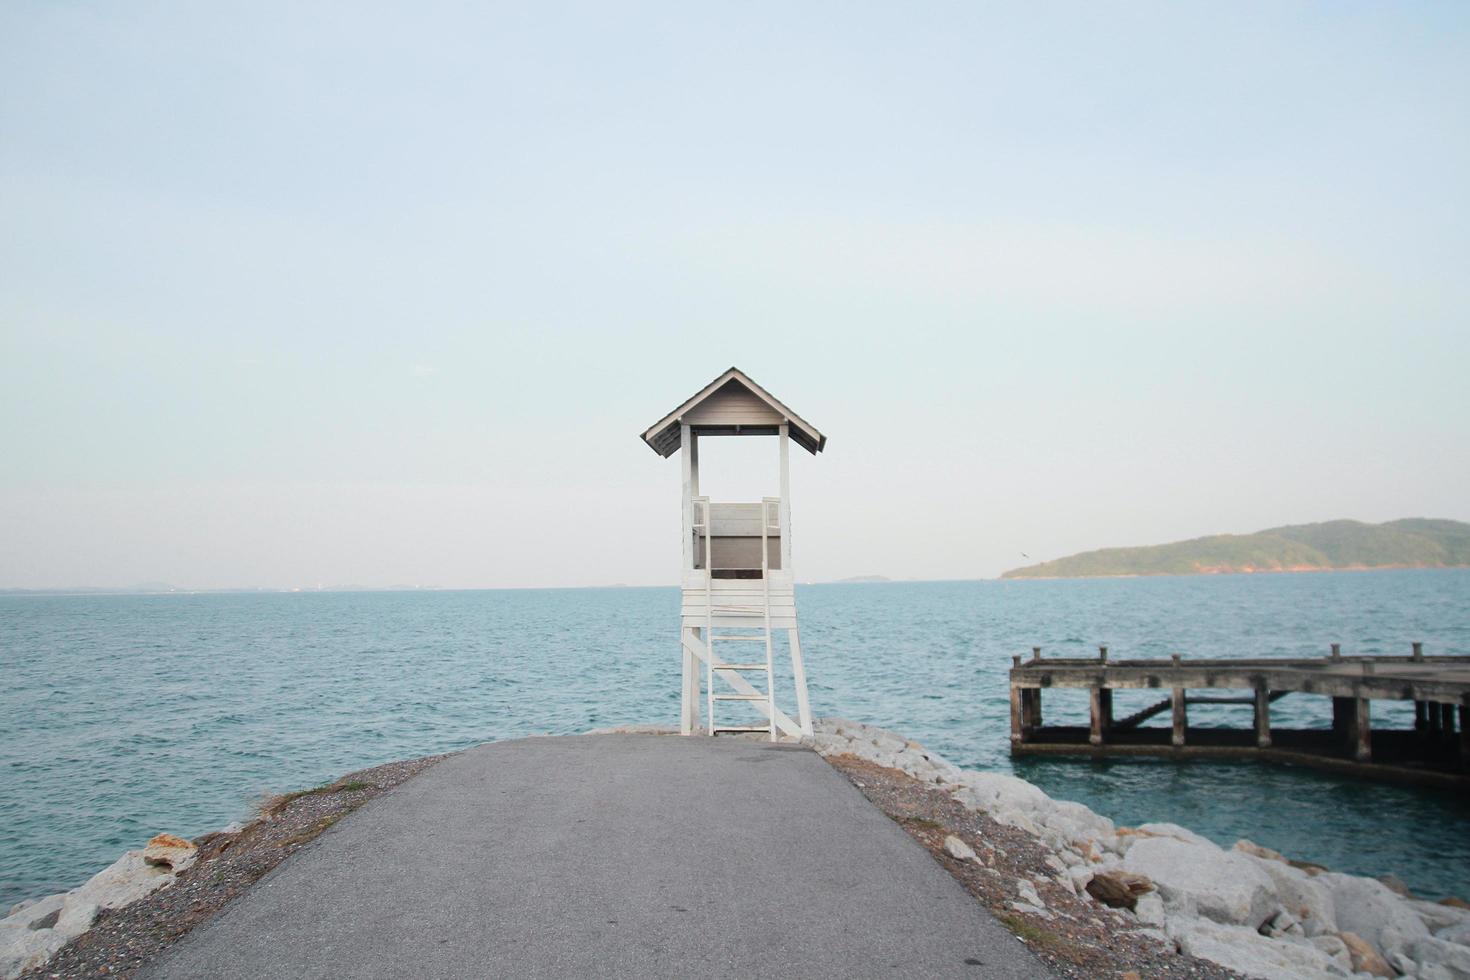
[712,725,773,733]
[713,693,768,701]
[711,635,766,642]
[712,663,767,670]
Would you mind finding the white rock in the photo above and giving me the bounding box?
[1135,891,1168,927]
[805,733,851,757]
[1410,936,1470,977]
[1311,934,1354,971]
[1387,949,1419,977]
[0,850,175,979]
[873,731,906,755]
[1170,917,1350,980]
[1123,836,1277,928]
[1263,907,1305,938]
[1245,855,1338,938]
[1017,879,1043,908]
[1419,963,1458,980]
[1435,918,1470,946]
[1321,873,1431,957]
[953,770,1051,811]
[1412,900,1470,933]
[1043,800,1115,845]
[1069,866,1094,894]
[1136,822,1215,847]
[943,835,976,862]
[1007,901,1053,919]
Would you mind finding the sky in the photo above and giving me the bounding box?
[2,2,1468,589]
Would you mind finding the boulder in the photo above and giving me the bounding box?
[943,836,976,862]
[1086,870,1154,911]
[1378,874,1416,899]
[1135,822,1215,847]
[142,833,198,872]
[1169,918,1349,980]
[0,849,175,979]
[1234,839,1288,864]
[952,770,1051,813]
[1243,853,1338,937]
[805,733,851,757]
[1338,931,1394,977]
[1123,836,1277,928]
[1436,918,1470,946]
[1320,872,1430,956]
[1262,907,1304,939]
[1409,935,1470,978]
[1443,898,1470,911]
[1017,879,1044,909]
[1411,899,1470,933]
[1039,800,1114,850]
[1310,934,1353,972]
[1134,891,1168,927]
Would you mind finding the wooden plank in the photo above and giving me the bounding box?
[680,627,698,735]
[1254,685,1272,748]
[1010,685,1024,746]
[789,627,813,736]
[779,424,792,573]
[1172,687,1187,746]
[682,633,802,738]
[680,424,693,573]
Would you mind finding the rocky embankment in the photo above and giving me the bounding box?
[0,755,445,980]
[808,718,1470,980]
[0,835,198,978]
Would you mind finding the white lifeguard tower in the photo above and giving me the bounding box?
[640,367,825,740]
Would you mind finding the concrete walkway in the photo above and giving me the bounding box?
[145,735,1048,979]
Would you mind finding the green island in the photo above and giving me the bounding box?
[1002,518,1470,579]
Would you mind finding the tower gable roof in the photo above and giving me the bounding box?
[639,367,826,457]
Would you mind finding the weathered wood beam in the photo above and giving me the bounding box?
[1089,688,1112,745]
[1254,684,1272,748]
[1172,687,1187,746]
[1010,684,1023,746]
[1354,698,1372,763]
[1461,699,1469,771]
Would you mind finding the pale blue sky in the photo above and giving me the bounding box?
[2,2,1468,588]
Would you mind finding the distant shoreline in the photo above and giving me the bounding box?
[5,565,1470,596]
[1002,563,1470,582]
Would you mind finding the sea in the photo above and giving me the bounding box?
[2,569,1468,910]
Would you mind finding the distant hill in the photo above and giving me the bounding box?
[1001,519,1470,580]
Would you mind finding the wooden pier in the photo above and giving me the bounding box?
[1009,644,1470,789]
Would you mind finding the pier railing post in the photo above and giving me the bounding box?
[1412,641,1423,662]
[1331,643,1341,661]
[1254,683,1272,748]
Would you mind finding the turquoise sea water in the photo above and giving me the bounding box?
[2,569,1468,909]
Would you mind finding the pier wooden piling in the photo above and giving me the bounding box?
[1009,644,1470,789]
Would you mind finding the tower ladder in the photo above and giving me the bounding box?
[700,496,778,741]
